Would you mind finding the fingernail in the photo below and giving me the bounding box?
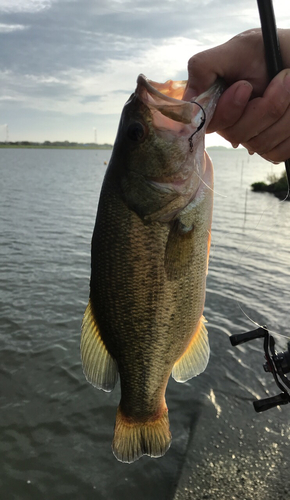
[233,82,252,106]
[231,143,239,149]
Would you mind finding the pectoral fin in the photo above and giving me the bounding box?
[172,316,209,382]
[81,299,118,392]
[164,219,195,280]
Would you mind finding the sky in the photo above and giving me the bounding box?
[0,0,289,147]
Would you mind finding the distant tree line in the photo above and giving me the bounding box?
[0,141,112,149]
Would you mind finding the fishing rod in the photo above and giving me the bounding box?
[229,0,290,412]
[257,0,290,193]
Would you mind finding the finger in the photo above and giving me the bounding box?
[206,81,253,133]
[183,49,222,100]
[183,29,267,101]
[245,104,290,155]
[219,69,290,145]
[261,136,290,163]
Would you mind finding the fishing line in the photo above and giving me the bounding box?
[215,0,290,413]
[207,151,290,342]
[231,182,290,341]
[186,39,289,343]
[188,100,227,199]
[236,300,290,341]
[219,1,290,344]
[232,0,290,340]
[194,170,227,198]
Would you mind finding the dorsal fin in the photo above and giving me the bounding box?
[172,316,209,382]
[81,299,118,392]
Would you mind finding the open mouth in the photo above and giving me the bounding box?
[136,74,224,127]
[136,74,187,103]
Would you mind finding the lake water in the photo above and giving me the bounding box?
[1,147,290,500]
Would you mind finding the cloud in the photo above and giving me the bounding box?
[0,23,28,32]
[0,0,54,14]
[0,0,259,77]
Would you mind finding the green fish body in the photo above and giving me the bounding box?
[81,75,222,463]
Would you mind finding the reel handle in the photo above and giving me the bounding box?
[253,393,289,412]
[230,327,267,347]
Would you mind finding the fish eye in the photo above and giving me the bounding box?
[127,122,146,142]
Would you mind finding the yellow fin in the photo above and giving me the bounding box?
[80,299,118,392]
[172,316,209,383]
[112,406,172,463]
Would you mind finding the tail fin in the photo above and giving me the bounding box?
[112,406,172,463]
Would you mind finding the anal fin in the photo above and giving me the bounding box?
[172,316,209,383]
[81,299,118,392]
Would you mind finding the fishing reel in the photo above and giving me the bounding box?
[230,327,290,412]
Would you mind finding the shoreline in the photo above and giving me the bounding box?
[0,144,229,151]
[0,144,112,150]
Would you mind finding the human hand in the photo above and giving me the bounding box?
[183,29,290,163]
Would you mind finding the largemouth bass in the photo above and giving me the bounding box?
[81,74,222,463]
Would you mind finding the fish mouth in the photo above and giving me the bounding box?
[134,75,223,211]
[137,74,188,104]
[136,73,224,129]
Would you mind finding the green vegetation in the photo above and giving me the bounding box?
[0,141,112,150]
[251,181,268,191]
[251,171,289,200]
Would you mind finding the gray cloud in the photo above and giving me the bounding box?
[1,1,147,76]
[0,0,274,142]
[0,0,257,76]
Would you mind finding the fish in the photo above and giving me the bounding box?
[81,74,223,463]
